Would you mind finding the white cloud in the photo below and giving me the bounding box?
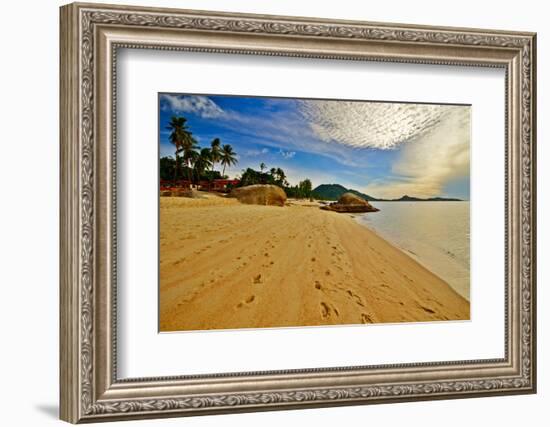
[299,100,449,150]
[279,149,296,159]
[161,94,224,118]
[244,147,269,157]
[361,107,470,198]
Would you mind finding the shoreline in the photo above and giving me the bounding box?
[159,194,470,332]
[352,215,470,301]
[352,200,470,301]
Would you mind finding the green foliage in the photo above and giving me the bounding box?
[285,179,313,199]
[271,167,288,187]
[238,168,275,187]
[163,115,238,184]
[225,181,236,192]
[210,138,221,163]
[194,148,213,178]
[166,116,198,182]
[220,144,238,177]
[201,170,223,181]
[236,164,313,200]
[159,156,176,181]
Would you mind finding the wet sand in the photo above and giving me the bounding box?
[159,194,470,332]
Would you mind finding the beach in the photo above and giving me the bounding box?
[159,194,470,332]
[354,201,470,300]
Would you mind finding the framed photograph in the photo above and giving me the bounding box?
[60,2,537,423]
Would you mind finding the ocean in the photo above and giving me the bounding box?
[354,201,470,300]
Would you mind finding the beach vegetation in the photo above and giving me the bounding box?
[162,115,238,187]
[285,179,313,199]
[210,138,221,172]
[166,116,193,182]
[236,165,313,200]
[194,147,213,180]
[220,144,238,177]
[160,156,224,182]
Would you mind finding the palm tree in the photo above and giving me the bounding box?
[210,138,221,174]
[220,144,238,177]
[167,115,196,186]
[166,116,186,183]
[194,148,212,182]
[181,136,199,186]
[259,162,267,173]
[276,167,288,186]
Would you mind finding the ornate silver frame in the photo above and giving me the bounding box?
[60,2,537,423]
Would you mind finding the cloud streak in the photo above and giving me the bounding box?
[361,106,470,198]
[299,100,448,150]
[160,94,225,118]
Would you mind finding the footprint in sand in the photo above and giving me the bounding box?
[361,313,374,323]
[320,302,330,318]
[419,305,436,314]
[346,289,365,307]
[320,302,339,319]
[235,298,255,309]
[314,281,322,290]
[253,274,262,284]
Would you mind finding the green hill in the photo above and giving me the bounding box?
[312,184,464,202]
[312,184,377,201]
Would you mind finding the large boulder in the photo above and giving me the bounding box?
[230,184,287,207]
[321,192,379,213]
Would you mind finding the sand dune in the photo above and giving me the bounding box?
[159,194,470,332]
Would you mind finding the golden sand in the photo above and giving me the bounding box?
[159,194,470,331]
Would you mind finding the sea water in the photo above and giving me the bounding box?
[355,201,470,300]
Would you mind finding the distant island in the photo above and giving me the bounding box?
[312,184,464,202]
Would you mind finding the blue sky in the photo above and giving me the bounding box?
[159,93,470,199]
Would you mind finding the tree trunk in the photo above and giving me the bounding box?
[187,161,193,188]
[173,151,179,185]
[210,162,215,183]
